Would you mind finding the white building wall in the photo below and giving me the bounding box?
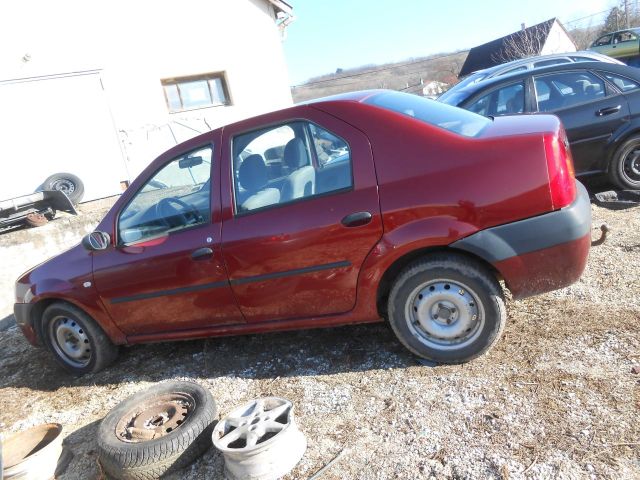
[0,0,293,177]
[540,21,577,55]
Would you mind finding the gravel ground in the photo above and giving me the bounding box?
[0,201,638,480]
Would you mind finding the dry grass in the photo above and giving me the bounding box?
[0,200,638,479]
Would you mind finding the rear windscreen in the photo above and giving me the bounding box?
[365,91,491,138]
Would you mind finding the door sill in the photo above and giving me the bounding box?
[126,314,383,344]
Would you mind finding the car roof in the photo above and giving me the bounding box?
[443,61,640,105]
[466,51,622,78]
[303,89,383,104]
[599,27,640,35]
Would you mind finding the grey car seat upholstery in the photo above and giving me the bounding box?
[280,138,315,202]
[237,154,280,212]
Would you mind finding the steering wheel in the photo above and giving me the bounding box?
[155,197,200,228]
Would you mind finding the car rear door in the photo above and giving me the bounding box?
[532,69,630,174]
[93,134,245,337]
[612,30,639,58]
[219,106,382,323]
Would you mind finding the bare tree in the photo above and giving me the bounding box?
[491,27,547,64]
[568,21,599,50]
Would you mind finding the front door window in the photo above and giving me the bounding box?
[118,146,212,244]
[467,82,525,116]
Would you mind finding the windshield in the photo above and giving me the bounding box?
[439,71,487,102]
[365,91,491,138]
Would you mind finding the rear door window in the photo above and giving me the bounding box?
[231,121,352,214]
[534,71,606,112]
[614,30,638,43]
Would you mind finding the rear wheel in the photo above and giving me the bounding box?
[41,302,119,374]
[388,253,506,364]
[610,135,640,190]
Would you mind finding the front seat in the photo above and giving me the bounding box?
[237,154,280,212]
[280,138,315,202]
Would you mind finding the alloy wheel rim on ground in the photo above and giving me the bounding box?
[115,393,195,443]
[405,278,485,351]
[48,315,92,368]
[212,397,307,480]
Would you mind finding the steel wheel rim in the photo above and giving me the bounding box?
[51,179,76,195]
[48,315,92,368]
[404,279,485,351]
[115,393,195,443]
[622,147,640,183]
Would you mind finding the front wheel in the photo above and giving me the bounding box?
[388,253,506,364]
[41,302,119,374]
[610,135,640,190]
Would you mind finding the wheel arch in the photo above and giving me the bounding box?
[375,246,502,318]
[31,296,126,346]
[31,297,61,345]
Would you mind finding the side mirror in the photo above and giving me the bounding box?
[82,231,111,251]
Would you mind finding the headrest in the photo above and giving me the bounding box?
[238,154,268,192]
[284,138,310,170]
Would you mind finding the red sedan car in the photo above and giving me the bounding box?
[14,90,591,374]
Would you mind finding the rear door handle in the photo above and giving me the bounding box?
[191,247,213,260]
[341,211,372,227]
[596,105,621,116]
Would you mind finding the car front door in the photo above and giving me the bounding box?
[590,33,614,56]
[533,70,631,174]
[219,106,383,323]
[93,136,244,337]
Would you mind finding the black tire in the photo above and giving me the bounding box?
[97,381,217,480]
[388,253,506,364]
[42,172,85,203]
[610,135,640,190]
[41,302,119,375]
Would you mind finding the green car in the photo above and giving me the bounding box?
[589,28,640,60]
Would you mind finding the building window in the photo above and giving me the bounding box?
[161,73,230,113]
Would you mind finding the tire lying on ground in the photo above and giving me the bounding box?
[42,172,85,203]
[97,381,217,480]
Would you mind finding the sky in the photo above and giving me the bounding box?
[283,0,619,85]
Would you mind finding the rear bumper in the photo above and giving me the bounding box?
[451,181,591,299]
[14,303,39,346]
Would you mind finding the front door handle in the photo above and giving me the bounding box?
[341,211,372,227]
[191,247,213,260]
[596,105,621,116]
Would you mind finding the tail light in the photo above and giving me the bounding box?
[544,131,576,209]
